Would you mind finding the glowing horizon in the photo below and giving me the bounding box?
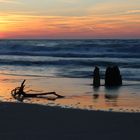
[0,0,140,39]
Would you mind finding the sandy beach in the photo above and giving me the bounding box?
[0,102,140,140]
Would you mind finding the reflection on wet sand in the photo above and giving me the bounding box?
[0,74,140,112]
[93,86,121,106]
[93,87,100,99]
[105,87,120,100]
[104,87,121,107]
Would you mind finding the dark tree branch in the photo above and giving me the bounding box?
[11,80,64,102]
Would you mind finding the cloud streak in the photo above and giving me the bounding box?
[0,13,140,39]
[0,0,20,4]
[126,10,140,14]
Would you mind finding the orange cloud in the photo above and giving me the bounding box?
[0,13,140,39]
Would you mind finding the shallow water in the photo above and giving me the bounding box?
[0,74,140,112]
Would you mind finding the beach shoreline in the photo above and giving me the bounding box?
[0,74,140,113]
[0,102,140,140]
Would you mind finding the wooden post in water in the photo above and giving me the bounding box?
[93,66,100,87]
[105,66,122,87]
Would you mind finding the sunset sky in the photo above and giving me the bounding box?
[0,0,140,39]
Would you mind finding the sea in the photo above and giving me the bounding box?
[0,39,140,112]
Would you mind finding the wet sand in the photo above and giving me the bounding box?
[0,75,140,112]
[0,102,140,140]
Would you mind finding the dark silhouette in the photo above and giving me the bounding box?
[93,66,100,87]
[105,66,122,87]
[11,80,64,102]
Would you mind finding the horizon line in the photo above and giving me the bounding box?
[0,38,140,40]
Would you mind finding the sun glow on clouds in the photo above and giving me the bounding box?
[0,13,139,39]
[0,0,140,39]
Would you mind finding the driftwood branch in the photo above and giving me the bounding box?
[11,80,64,102]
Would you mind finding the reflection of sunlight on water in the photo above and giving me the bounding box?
[0,74,140,112]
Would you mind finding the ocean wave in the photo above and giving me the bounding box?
[0,39,140,54]
[0,39,139,81]
[0,52,140,59]
[0,58,140,68]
